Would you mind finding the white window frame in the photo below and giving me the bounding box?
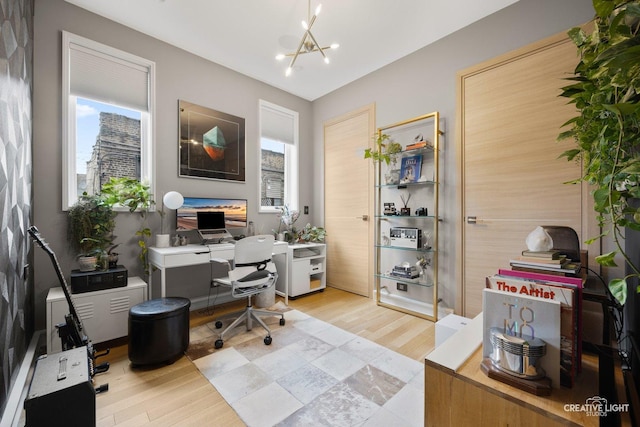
[62,31,156,210]
[258,100,299,213]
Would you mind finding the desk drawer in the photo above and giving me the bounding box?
[163,251,211,268]
[210,249,234,260]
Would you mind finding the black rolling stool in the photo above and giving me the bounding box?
[128,297,191,367]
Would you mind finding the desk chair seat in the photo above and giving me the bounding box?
[211,235,284,349]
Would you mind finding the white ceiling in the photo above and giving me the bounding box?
[64,0,520,101]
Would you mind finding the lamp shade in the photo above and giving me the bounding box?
[163,191,184,210]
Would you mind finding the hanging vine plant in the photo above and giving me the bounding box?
[558,0,640,305]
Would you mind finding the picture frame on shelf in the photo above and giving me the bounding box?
[399,154,422,184]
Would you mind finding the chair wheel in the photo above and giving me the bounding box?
[264,336,272,345]
[279,318,285,326]
[215,339,224,349]
[215,321,223,329]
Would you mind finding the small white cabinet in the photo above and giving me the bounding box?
[275,243,326,298]
[46,276,147,353]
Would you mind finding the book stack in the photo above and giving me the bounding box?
[485,268,583,388]
[509,249,581,277]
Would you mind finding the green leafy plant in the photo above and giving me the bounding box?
[67,193,116,257]
[101,177,155,275]
[364,133,403,165]
[558,0,640,305]
[298,223,327,243]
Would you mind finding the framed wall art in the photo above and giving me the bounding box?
[179,100,246,182]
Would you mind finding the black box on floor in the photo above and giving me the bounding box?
[70,265,127,294]
[24,347,95,427]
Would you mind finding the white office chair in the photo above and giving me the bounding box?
[211,235,285,349]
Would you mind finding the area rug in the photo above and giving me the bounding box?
[187,308,424,427]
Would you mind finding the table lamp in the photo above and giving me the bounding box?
[156,191,184,248]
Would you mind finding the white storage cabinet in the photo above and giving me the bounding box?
[46,276,147,353]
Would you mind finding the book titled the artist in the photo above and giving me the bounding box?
[486,274,577,387]
[482,288,561,389]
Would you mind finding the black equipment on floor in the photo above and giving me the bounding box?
[24,347,97,427]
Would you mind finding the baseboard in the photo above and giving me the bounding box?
[0,330,43,427]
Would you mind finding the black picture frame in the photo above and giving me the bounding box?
[179,100,245,182]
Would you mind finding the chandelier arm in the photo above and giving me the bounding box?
[288,32,308,71]
[305,30,327,59]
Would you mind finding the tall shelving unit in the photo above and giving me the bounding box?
[374,111,444,321]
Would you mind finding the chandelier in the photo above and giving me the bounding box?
[276,1,339,76]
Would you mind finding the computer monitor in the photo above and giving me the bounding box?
[176,197,247,230]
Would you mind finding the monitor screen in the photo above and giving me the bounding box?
[176,197,247,230]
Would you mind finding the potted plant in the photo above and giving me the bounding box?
[558,0,640,305]
[297,223,327,243]
[364,133,403,166]
[101,177,155,275]
[67,193,116,271]
[274,205,300,243]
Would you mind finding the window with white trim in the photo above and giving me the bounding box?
[259,100,298,212]
[62,31,155,210]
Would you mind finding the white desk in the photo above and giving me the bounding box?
[148,241,289,303]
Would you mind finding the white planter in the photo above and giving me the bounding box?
[156,234,170,248]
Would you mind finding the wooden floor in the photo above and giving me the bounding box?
[93,287,436,426]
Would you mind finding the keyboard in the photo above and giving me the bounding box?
[198,229,232,243]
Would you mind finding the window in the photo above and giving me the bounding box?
[259,100,298,212]
[62,31,155,210]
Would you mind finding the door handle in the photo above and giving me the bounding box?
[357,215,369,221]
[467,216,477,224]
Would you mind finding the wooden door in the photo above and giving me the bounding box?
[457,34,590,317]
[324,104,375,297]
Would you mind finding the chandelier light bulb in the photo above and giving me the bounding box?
[315,4,322,15]
[324,57,330,64]
[331,43,340,49]
[302,20,308,30]
[286,67,292,76]
[275,54,285,61]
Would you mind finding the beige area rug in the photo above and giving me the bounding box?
[186,305,424,427]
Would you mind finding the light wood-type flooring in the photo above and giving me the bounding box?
[93,287,436,426]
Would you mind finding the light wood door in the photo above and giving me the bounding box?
[324,104,375,297]
[457,34,587,317]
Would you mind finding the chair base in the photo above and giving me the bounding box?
[214,297,284,348]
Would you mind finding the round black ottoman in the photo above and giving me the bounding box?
[128,297,191,366]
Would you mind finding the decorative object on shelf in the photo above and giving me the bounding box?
[67,193,116,272]
[399,154,422,184]
[525,226,554,252]
[399,193,411,216]
[415,207,427,216]
[156,191,184,248]
[179,100,246,182]
[558,2,640,306]
[275,0,339,76]
[416,255,431,283]
[274,205,300,244]
[364,133,403,166]
[383,202,396,216]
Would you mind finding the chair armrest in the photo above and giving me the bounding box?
[210,258,231,269]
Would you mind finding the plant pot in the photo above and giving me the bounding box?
[77,256,97,272]
[156,234,171,248]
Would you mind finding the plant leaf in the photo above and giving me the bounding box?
[609,278,628,305]
[596,251,618,267]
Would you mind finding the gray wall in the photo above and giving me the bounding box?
[33,0,314,329]
[311,0,595,309]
